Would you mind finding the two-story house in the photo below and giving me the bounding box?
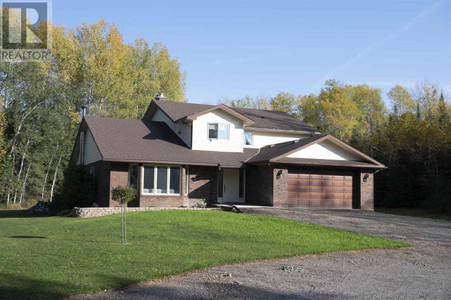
[70,94,385,210]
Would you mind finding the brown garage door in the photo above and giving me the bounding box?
[287,172,353,208]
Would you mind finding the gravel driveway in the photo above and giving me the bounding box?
[73,208,451,300]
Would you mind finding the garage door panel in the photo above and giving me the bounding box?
[287,172,353,208]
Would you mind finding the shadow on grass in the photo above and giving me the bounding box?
[0,273,137,300]
[9,235,47,239]
[0,210,50,219]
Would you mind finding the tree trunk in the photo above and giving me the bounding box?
[121,203,124,243]
[41,149,57,200]
[49,156,62,202]
[124,203,127,244]
[19,162,32,205]
[13,138,31,203]
[9,102,44,155]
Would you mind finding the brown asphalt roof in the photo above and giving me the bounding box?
[84,116,257,168]
[149,100,318,133]
[80,116,383,169]
[152,100,212,122]
[231,107,318,133]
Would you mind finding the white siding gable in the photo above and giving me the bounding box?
[84,129,102,165]
[151,108,192,147]
[246,131,309,149]
[287,140,361,161]
[192,110,243,152]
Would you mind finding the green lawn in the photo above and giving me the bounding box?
[0,210,408,299]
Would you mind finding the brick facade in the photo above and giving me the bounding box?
[187,166,218,206]
[360,172,374,210]
[99,163,220,208]
[87,160,375,210]
[273,167,289,207]
[85,161,111,207]
[108,162,129,207]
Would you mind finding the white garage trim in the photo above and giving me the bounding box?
[270,135,384,167]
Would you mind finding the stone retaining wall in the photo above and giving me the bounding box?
[71,207,218,218]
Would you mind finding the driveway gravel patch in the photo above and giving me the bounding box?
[72,208,451,300]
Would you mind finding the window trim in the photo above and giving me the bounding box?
[207,122,230,140]
[184,166,189,195]
[141,165,182,196]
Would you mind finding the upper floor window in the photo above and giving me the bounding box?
[244,131,253,145]
[208,123,229,140]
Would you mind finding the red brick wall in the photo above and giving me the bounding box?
[273,167,288,207]
[139,195,186,207]
[109,162,129,207]
[360,172,374,210]
[187,166,217,206]
[85,161,111,207]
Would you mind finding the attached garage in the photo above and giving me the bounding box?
[245,134,386,210]
[287,171,354,208]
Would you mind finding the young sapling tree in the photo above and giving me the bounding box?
[111,185,135,244]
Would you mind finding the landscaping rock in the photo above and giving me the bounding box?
[26,201,49,213]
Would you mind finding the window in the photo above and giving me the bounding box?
[208,123,218,139]
[208,123,229,140]
[244,131,253,145]
[156,166,168,194]
[89,166,95,177]
[143,166,155,194]
[142,166,181,195]
[128,164,138,188]
[170,167,181,194]
[128,164,139,199]
[219,124,229,139]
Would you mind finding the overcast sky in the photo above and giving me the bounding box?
[53,0,451,104]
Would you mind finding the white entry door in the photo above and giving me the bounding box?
[218,169,244,203]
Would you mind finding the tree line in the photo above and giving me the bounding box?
[0,19,449,213]
[0,20,185,208]
[222,80,451,213]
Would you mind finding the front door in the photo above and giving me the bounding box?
[218,169,244,203]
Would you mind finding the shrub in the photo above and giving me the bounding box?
[111,185,135,205]
[50,165,96,212]
[193,199,207,208]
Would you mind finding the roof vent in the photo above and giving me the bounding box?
[155,93,166,101]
